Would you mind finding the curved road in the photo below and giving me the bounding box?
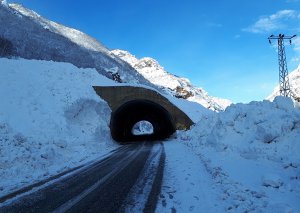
[0,142,165,213]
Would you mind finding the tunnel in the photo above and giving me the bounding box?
[110,100,176,142]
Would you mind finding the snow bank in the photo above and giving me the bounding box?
[156,141,223,213]
[183,96,300,155]
[179,96,300,212]
[0,58,116,196]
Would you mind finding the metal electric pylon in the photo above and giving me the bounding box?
[268,34,296,97]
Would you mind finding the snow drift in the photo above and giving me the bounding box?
[179,96,300,212]
[0,58,116,196]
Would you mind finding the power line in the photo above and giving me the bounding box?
[268,34,296,98]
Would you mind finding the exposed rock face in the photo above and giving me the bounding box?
[111,49,232,111]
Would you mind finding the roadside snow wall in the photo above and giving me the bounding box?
[0,58,115,196]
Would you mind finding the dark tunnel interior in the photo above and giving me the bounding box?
[110,100,176,142]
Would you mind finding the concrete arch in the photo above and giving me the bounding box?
[93,86,194,142]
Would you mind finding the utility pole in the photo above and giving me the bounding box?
[268,34,296,97]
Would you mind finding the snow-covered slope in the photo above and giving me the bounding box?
[267,64,300,102]
[0,58,116,196]
[0,3,152,85]
[111,50,231,111]
[0,2,230,112]
[175,97,300,212]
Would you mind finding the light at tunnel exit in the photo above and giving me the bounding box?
[131,120,154,136]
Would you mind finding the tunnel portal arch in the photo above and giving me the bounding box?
[93,86,194,143]
[110,100,175,142]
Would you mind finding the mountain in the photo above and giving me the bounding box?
[0,2,151,85]
[111,50,232,111]
[267,64,300,102]
[0,2,230,111]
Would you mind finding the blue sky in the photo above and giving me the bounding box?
[10,0,300,103]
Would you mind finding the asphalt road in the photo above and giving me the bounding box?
[0,142,165,213]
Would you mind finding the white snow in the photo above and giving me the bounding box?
[162,96,300,212]
[111,49,232,111]
[1,7,300,210]
[9,4,108,53]
[1,57,299,212]
[268,64,300,103]
[99,82,211,123]
[1,0,8,7]
[156,141,223,213]
[124,143,163,212]
[0,58,117,196]
[132,121,154,135]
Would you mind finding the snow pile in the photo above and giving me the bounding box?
[179,96,300,212]
[111,49,231,111]
[0,58,116,196]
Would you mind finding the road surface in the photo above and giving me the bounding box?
[0,142,165,213]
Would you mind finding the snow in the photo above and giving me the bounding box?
[0,58,117,196]
[124,143,163,212]
[1,3,154,86]
[1,57,299,212]
[111,49,232,111]
[9,4,108,53]
[168,96,300,212]
[1,0,8,7]
[1,2,300,211]
[100,82,211,123]
[268,64,300,103]
[156,141,223,213]
[132,121,154,135]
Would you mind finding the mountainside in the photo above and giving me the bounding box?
[0,2,230,111]
[111,50,232,111]
[267,64,300,102]
[0,3,150,85]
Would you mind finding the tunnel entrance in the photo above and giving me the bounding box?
[110,100,175,142]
